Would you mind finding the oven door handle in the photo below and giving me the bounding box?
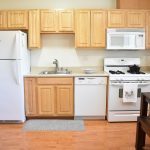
[110,82,150,86]
[110,83,123,86]
[138,83,150,86]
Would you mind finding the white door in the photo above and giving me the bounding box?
[0,60,25,121]
[0,31,22,59]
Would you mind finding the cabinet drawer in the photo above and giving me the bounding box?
[37,77,73,85]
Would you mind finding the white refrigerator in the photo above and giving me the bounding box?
[0,31,30,122]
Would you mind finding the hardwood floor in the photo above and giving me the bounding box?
[0,120,149,150]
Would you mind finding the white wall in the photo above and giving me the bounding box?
[0,0,116,9]
[31,34,150,67]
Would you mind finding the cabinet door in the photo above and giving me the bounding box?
[0,11,7,29]
[28,10,41,48]
[146,12,150,49]
[7,10,28,29]
[40,10,57,32]
[108,10,126,27]
[37,86,55,116]
[58,10,74,32]
[56,85,73,116]
[75,10,91,48]
[127,11,145,27]
[24,78,37,116]
[91,10,107,48]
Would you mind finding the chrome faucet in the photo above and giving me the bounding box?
[53,59,59,72]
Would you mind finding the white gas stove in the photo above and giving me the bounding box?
[104,58,150,122]
[104,58,150,80]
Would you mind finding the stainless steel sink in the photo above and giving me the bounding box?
[40,70,71,75]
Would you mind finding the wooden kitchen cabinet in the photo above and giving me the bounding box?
[75,9,107,48]
[58,10,74,32]
[24,77,74,117]
[127,11,145,28]
[7,10,28,29]
[75,10,91,48]
[0,11,7,29]
[40,9,74,33]
[56,85,73,116]
[28,10,41,48]
[91,10,107,48]
[108,10,145,28]
[107,10,126,27]
[40,10,57,32]
[37,86,55,116]
[146,11,150,49]
[24,78,37,116]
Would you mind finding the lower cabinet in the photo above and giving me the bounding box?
[56,85,73,116]
[37,86,55,116]
[24,77,74,117]
[24,78,37,116]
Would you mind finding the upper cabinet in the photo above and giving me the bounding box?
[0,11,7,29]
[108,10,145,28]
[91,10,107,48]
[108,10,126,27]
[40,9,74,33]
[0,10,28,30]
[146,11,150,49]
[41,10,57,32]
[58,10,74,32]
[75,10,91,48]
[0,8,148,49]
[28,10,41,48]
[7,10,28,29]
[75,9,107,48]
[127,11,145,28]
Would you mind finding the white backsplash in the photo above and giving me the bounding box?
[31,34,150,68]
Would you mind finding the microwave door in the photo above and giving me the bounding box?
[135,34,145,49]
[124,35,135,49]
[107,34,125,49]
[124,35,129,49]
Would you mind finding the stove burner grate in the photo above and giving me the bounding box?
[109,70,125,74]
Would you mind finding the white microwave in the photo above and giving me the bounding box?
[107,28,145,50]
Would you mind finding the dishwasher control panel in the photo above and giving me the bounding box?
[75,77,107,85]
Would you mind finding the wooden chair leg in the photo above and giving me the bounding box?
[135,118,146,150]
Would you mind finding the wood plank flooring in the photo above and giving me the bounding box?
[0,120,149,150]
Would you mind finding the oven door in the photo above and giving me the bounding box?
[108,81,150,111]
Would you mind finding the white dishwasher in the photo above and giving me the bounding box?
[75,77,107,119]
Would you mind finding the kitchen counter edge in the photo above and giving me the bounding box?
[24,72,109,77]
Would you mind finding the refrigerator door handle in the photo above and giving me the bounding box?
[14,60,20,85]
[15,33,20,59]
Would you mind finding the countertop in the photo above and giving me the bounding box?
[24,71,108,77]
